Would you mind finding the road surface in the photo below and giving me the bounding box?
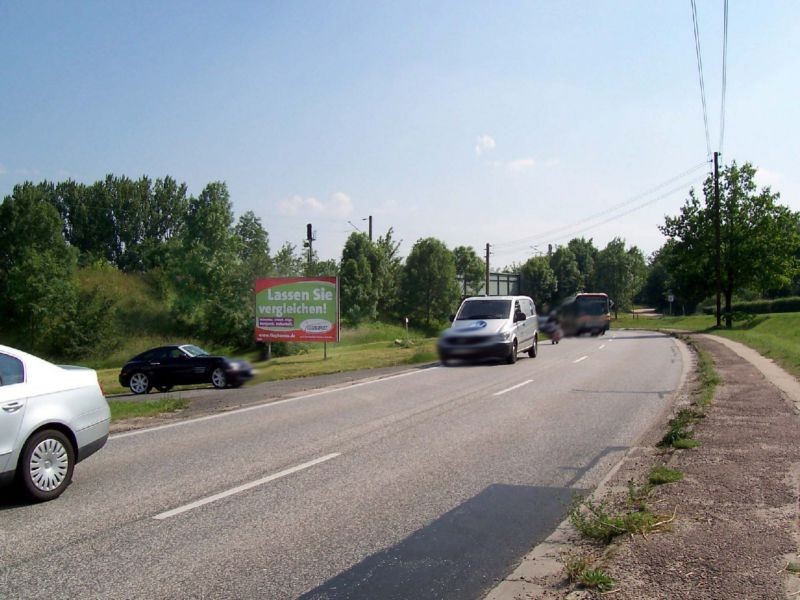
[1,331,686,599]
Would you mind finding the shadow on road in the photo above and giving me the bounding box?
[298,483,581,600]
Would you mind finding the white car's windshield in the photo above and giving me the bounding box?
[456,300,511,320]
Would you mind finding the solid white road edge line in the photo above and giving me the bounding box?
[152,453,341,520]
[493,380,533,397]
[573,356,588,363]
[113,368,439,440]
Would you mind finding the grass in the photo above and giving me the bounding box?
[579,569,615,592]
[613,311,800,380]
[108,397,188,421]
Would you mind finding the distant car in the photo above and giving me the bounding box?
[0,345,110,502]
[119,344,254,394]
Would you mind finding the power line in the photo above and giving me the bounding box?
[719,0,729,153]
[492,161,709,253]
[690,0,712,158]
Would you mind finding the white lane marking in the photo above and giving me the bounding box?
[152,453,341,520]
[113,368,438,440]
[493,380,533,397]
[599,344,606,350]
[573,356,588,363]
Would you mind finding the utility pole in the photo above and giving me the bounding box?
[714,152,721,328]
[485,243,490,296]
[368,215,373,241]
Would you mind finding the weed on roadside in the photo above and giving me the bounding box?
[561,552,616,593]
[648,465,684,485]
[569,498,673,543]
[579,569,615,592]
[672,438,701,449]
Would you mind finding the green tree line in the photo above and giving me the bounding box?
[2,161,796,360]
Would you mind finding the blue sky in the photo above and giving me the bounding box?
[1,1,798,265]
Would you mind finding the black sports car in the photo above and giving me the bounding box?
[119,344,254,394]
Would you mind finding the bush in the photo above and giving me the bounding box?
[702,297,800,315]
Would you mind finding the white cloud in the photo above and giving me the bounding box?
[543,158,560,168]
[507,158,537,172]
[330,192,353,216]
[277,195,325,215]
[475,134,496,156]
[276,193,354,217]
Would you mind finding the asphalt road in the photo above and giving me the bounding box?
[0,330,686,599]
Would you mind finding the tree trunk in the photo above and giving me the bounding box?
[724,288,733,329]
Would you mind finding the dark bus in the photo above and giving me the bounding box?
[557,293,611,337]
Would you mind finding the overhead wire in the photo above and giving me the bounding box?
[719,0,729,154]
[491,161,710,255]
[690,0,712,158]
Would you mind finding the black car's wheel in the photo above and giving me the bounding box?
[155,384,173,393]
[19,429,75,502]
[528,335,538,358]
[129,372,151,395]
[506,340,518,364]
[211,367,227,389]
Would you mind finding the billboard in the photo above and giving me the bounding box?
[255,277,339,342]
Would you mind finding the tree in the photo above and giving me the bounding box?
[549,246,581,303]
[567,237,598,290]
[171,182,250,345]
[235,211,272,284]
[0,183,78,349]
[453,246,485,296]
[520,256,557,308]
[593,238,645,317]
[273,242,305,276]
[400,238,461,329]
[661,162,800,327]
[339,232,379,324]
[374,228,403,319]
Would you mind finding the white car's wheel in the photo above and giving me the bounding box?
[19,429,75,502]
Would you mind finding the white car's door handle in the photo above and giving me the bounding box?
[2,401,24,413]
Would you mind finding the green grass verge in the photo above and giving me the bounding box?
[108,398,188,421]
[613,311,800,380]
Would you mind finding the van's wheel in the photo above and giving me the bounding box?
[528,335,538,358]
[19,429,75,502]
[506,340,518,364]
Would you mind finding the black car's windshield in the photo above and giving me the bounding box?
[456,300,511,320]
[181,344,209,357]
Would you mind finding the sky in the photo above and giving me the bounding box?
[1,1,798,266]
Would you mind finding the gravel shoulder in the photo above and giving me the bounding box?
[488,333,800,599]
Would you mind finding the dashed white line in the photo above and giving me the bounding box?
[599,344,606,350]
[152,453,341,520]
[493,380,533,397]
[573,356,588,364]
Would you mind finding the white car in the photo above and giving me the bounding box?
[0,345,110,502]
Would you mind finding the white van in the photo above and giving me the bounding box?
[437,296,538,365]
